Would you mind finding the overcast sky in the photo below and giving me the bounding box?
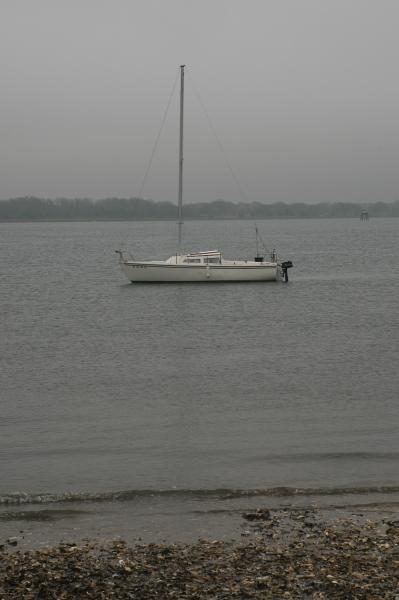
[1,0,398,204]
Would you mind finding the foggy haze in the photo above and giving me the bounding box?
[1,0,399,204]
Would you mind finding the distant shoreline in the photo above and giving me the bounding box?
[0,215,397,223]
[1,198,398,220]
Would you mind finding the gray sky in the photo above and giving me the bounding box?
[1,0,399,204]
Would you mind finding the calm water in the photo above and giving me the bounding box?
[1,218,399,501]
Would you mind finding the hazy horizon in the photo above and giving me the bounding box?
[1,0,399,204]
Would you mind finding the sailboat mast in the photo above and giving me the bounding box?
[177,64,185,254]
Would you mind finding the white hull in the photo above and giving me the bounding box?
[120,260,278,282]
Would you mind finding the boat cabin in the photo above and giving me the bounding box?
[183,251,222,264]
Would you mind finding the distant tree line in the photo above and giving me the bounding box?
[0,196,398,219]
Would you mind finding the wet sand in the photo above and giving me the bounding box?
[1,505,398,599]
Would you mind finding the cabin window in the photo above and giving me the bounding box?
[184,258,201,263]
[205,257,220,264]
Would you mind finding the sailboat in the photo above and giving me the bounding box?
[116,65,293,283]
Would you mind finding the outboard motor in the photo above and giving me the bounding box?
[280,260,293,282]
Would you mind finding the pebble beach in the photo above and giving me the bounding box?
[1,506,398,599]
